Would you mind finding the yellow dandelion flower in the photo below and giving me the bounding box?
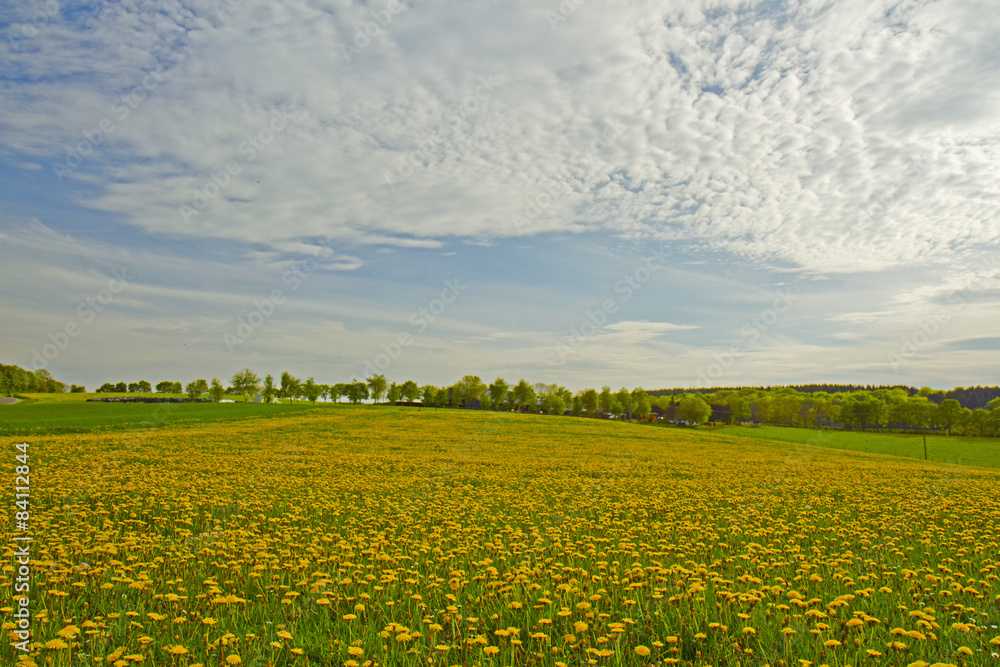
[635,646,651,656]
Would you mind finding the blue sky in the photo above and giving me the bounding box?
[1,0,998,392]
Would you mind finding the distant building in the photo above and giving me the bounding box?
[253,392,263,403]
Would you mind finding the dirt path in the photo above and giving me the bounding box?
[0,397,20,405]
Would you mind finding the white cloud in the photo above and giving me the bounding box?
[2,0,996,272]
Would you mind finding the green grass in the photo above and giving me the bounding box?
[0,392,324,436]
[719,423,1000,469]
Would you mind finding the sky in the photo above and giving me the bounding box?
[1,0,999,393]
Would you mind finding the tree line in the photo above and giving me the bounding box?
[679,386,1000,437]
[18,361,1000,437]
[0,363,83,395]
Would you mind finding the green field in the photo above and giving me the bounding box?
[720,423,1000,469]
[0,392,320,436]
[4,404,999,667]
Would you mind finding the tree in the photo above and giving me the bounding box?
[571,394,584,417]
[332,383,349,403]
[346,380,369,404]
[301,377,322,404]
[386,382,402,405]
[231,368,260,402]
[609,398,623,417]
[69,384,85,393]
[632,388,651,420]
[446,385,462,407]
[114,381,127,393]
[725,392,751,424]
[262,374,277,403]
[401,380,420,403]
[455,375,487,408]
[434,387,449,407]
[598,386,614,416]
[209,379,226,402]
[540,390,566,415]
[319,384,331,402]
[155,381,175,393]
[512,379,535,412]
[280,372,300,404]
[366,374,387,403]
[678,394,711,424]
[97,382,116,393]
[967,408,988,437]
[986,400,1000,437]
[935,398,964,435]
[488,378,509,411]
[420,385,437,406]
[580,388,598,417]
[185,379,208,401]
[615,387,633,420]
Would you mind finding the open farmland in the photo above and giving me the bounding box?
[4,407,1000,667]
[0,394,317,437]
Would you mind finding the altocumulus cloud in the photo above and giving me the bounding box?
[0,0,996,272]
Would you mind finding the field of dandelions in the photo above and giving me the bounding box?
[4,406,999,667]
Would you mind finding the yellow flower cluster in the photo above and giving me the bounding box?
[2,407,998,666]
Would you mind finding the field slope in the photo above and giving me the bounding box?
[3,407,998,666]
[721,424,1000,469]
[0,393,319,436]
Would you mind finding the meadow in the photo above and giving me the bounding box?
[2,403,999,667]
[0,394,317,436]
[720,425,1000,470]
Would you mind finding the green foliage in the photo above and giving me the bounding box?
[366,374,387,402]
[678,394,712,424]
[185,379,208,401]
[301,377,322,404]
[209,379,226,402]
[231,368,260,402]
[0,363,67,394]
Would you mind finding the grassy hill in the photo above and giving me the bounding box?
[719,423,1000,469]
[0,392,320,435]
[4,405,998,666]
